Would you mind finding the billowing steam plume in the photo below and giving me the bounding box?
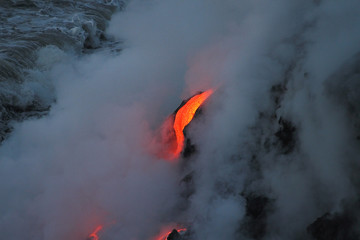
[1,0,360,240]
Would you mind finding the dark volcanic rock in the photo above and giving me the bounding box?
[307,212,358,240]
[182,137,196,158]
[240,193,273,239]
[0,102,50,143]
[275,117,296,154]
[167,229,181,240]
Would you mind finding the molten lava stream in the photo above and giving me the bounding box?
[88,225,103,240]
[172,89,213,158]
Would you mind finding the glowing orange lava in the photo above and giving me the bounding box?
[88,225,103,240]
[152,89,214,160]
[156,228,187,240]
[172,89,213,158]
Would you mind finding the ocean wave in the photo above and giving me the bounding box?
[0,0,125,142]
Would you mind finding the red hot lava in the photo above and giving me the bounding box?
[87,225,103,240]
[173,90,213,158]
[156,89,213,160]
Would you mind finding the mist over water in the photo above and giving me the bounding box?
[1,0,360,239]
[0,0,123,142]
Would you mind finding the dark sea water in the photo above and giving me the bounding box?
[0,0,124,142]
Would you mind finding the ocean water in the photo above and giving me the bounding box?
[0,0,124,142]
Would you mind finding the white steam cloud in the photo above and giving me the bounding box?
[1,0,360,239]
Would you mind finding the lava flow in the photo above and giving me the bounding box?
[153,89,214,160]
[87,225,103,240]
[171,89,213,158]
[155,228,187,240]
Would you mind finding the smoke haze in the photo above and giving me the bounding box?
[1,0,360,239]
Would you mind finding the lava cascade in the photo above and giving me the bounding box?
[172,89,213,158]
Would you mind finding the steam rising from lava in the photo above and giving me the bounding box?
[1,0,360,240]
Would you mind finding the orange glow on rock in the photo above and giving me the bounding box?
[172,89,213,158]
[155,228,187,240]
[88,225,103,240]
